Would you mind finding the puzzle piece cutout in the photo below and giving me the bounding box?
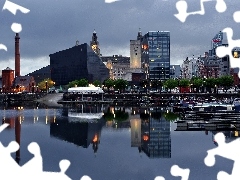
[0,124,92,180]
[174,0,227,23]
[204,132,240,180]
[154,165,190,180]
[215,27,240,77]
[0,0,30,51]
[105,0,121,3]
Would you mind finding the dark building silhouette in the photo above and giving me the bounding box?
[49,43,109,86]
[26,65,51,84]
[50,119,104,153]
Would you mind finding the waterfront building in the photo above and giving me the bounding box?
[101,55,130,80]
[170,65,181,79]
[230,67,239,86]
[49,42,109,86]
[26,65,51,85]
[130,40,141,69]
[13,75,36,93]
[141,31,170,80]
[1,67,14,93]
[90,30,101,56]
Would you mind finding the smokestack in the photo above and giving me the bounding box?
[15,33,20,77]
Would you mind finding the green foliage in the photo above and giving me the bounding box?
[179,79,190,87]
[114,110,129,121]
[163,79,178,90]
[164,112,179,122]
[103,79,114,90]
[92,80,101,87]
[103,111,114,121]
[68,78,88,88]
[205,78,217,88]
[192,78,203,88]
[218,75,234,89]
[114,79,128,92]
[37,78,55,90]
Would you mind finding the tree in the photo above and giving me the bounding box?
[92,80,101,87]
[77,78,88,87]
[164,112,179,122]
[38,78,54,91]
[205,78,217,93]
[218,75,234,92]
[68,80,79,88]
[103,79,114,93]
[179,79,190,88]
[114,79,128,92]
[192,77,203,93]
[164,79,178,92]
[114,110,129,121]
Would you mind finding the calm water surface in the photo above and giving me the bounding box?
[0,104,234,180]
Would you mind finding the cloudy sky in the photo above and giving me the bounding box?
[0,0,239,75]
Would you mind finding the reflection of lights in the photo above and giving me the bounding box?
[144,110,146,114]
[143,135,149,141]
[92,134,98,143]
[133,110,135,115]
[45,116,48,124]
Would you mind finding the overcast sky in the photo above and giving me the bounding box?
[0,0,239,75]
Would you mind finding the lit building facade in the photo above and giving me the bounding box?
[101,55,130,80]
[2,67,14,93]
[130,40,141,69]
[141,31,170,80]
[90,30,101,56]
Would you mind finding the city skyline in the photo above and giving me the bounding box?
[0,0,239,75]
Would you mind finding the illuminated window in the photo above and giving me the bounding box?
[234,51,239,58]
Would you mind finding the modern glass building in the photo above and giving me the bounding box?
[141,31,170,80]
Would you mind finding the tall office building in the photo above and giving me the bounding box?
[141,31,170,80]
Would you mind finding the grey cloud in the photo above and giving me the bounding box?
[0,0,239,75]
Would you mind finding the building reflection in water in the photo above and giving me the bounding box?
[2,107,23,164]
[130,107,171,158]
[50,104,105,154]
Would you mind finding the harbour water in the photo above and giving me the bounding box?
[0,103,235,180]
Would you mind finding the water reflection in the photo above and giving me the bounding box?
[50,104,105,154]
[139,107,171,158]
[104,106,172,159]
[2,109,22,164]
[50,119,104,153]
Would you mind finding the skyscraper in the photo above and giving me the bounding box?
[141,31,170,80]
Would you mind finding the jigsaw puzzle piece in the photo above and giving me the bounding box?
[216,27,240,77]
[171,165,190,180]
[215,0,227,13]
[174,0,189,23]
[154,176,165,180]
[80,175,92,180]
[233,11,240,23]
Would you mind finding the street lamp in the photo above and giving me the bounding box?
[45,81,48,93]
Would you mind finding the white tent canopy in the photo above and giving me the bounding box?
[68,87,104,94]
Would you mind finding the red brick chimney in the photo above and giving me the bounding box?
[15,33,20,77]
